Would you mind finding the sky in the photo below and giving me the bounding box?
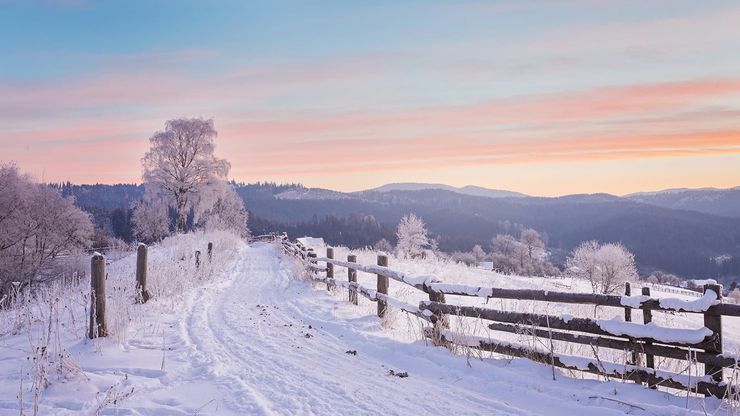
[2,0,740,196]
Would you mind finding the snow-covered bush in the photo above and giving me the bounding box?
[566,240,638,294]
[131,193,170,243]
[198,182,249,238]
[395,213,431,259]
[489,230,558,276]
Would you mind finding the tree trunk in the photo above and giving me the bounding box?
[176,194,187,233]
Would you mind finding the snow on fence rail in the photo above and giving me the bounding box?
[276,234,737,399]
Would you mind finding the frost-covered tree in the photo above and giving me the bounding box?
[142,118,230,233]
[471,244,486,263]
[567,240,638,294]
[374,238,394,253]
[198,183,249,238]
[0,164,93,299]
[131,194,170,243]
[520,228,545,262]
[395,213,430,259]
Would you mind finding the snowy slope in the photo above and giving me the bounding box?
[0,242,729,415]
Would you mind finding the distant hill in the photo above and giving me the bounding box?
[58,182,740,281]
[366,183,528,198]
[626,187,740,218]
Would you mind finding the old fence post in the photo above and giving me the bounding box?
[641,287,654,368]
[428,287,448,346]
[326,247,334,291]
[347,254,358,305]
[195,250,201,269]
[624,282,640,370]
[88,253,107,339]
[207,242,213,262]
[136,243,151,303]
[641,286,656,388]
[703,283,723,392]
[377,254,389,318]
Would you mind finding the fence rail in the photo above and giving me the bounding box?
[277,234,738,399]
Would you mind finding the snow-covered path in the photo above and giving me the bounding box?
[177,243,518,415]
[147,243,711,415]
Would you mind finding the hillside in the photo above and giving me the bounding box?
[626,187,740,218]
[0,237,725,415]
[59,182,740,281]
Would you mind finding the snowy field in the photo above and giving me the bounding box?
[0,235,736,415]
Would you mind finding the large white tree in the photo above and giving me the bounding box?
[396,213,431,259]
[142,118,230,233]
[567,240,638,294]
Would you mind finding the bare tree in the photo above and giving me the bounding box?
[520,228,545,262]
[142,118,230,233]
[566,240,638,294]
[396,213,431,259]
[0,164,93,299]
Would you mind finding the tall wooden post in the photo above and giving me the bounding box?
[326,247,334,291]
[703,283,723,391]
[136,244,151,303]
[623,282,640,368]
[641,287,654,371]
[347,254,358,305]
[88,253,107,338]
[207,242,213,262]
[377,254,389,318]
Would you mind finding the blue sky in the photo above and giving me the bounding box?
[2,0,740,195]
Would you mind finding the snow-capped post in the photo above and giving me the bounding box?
[88,253,107,338]
[347,254,358,305]
[703,283,723,388]
[326,247,334,291]
[642,287,654,376]
[377,254,389,318]
[136,243,151,304]
[195,250,201,269]
[208,242,213,262]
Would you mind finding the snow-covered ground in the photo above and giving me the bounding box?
[0,238,734,414]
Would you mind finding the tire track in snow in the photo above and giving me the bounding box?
[182,244,526,415]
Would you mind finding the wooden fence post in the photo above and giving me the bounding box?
[347,254,358,305]
[641,287,654,368]
[207,242,213,262]
[326,247,334,291]
[703,283,723,392]
[377,254,389,318]
[136,243,151,303]
[88,253,107,338]
[195,250,201,269]
[624,282,640,369]
[428,289,448,345]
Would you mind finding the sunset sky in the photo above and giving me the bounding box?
[2,1,740,196]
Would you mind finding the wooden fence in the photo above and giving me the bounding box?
[276,234,739,399]
[87,242,213,339]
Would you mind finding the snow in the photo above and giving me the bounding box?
[0,239,731,415]
[597,319,713,344]
[659,290,719,312]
